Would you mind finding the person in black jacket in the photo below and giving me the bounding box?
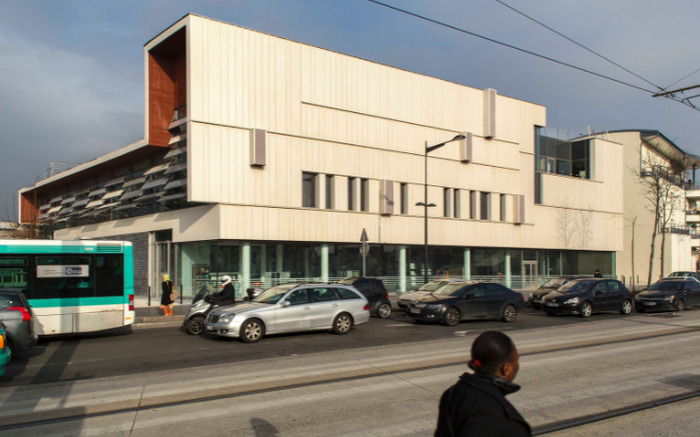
[207,275,237,306]
[160,274,174,316]
[435,331,531,437]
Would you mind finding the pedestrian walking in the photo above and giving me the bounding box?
[435,330,531,436]
[160,274,175,316]
[594,269,602,278]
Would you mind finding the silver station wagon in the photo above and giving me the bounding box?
[205,283,370,342]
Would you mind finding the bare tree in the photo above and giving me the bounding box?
[638,155,685,286]
[556,208,577,249]
[578,210,592,249]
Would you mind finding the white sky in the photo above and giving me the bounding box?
[1,0,698,220]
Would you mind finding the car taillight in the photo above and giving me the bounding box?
[384,292,389,299]
[8,306,31,322]
[364,304,370,311]
[0,333,4,349]
[128,294,134,311]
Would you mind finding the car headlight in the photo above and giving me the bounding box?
[425,304,443,310]
[563,297,580,305]
[220,314,235,323]
[664,295,675,302]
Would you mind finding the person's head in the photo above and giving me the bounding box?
[220,275,232,288]
[468,331,520,382]
[162,274,170,282]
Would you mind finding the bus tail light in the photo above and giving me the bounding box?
[128,294,134,311]
[8,306,31,322]
[0,333,4,349]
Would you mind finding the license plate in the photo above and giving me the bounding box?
[644,302,656,306]
[410,308,421,314]
[206,325,214,331]
[546,302,559,307]
[531,299,541,303]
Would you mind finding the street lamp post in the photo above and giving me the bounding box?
[416,134,466,284]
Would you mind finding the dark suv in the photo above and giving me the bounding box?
[0,289,38,355]
[337,278,392,318]
[541,278,632,318]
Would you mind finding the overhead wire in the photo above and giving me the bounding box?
[365,0,698,109]
[492,0,664,92]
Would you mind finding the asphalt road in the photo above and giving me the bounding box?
[2,307,653,387]
[1,311,697,436]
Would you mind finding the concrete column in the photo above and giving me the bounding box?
[505,250,512,288]
[241,242,251,296]
[464,248,471,280]
[398,245,407,292]
[321,243,329,283]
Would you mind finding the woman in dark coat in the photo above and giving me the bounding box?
[160,274,174,316]
[435,331,531,437]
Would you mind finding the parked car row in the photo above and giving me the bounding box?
[529,274,700,317]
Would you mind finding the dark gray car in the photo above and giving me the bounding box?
[0,289,38,354]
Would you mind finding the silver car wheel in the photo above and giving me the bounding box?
[502,304,517,323]
[580,301,592,318]
[332,313,353,335]
[377,303,392,319]
[620,300,632,315]
[240,319,264,343]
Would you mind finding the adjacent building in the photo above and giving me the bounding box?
[17,14,696,300]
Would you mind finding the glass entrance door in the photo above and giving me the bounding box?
[522,261,538,289]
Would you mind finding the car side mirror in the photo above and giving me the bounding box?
[280,301,291,307]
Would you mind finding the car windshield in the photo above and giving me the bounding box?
[669,272,695,278]
[253,286,292,304]
[648,282,683,291]
[418,281,448,292]
[542,278,568,288]
[433,283,465,296]
[558,280,595,293]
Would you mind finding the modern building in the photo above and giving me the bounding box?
[18,14,693,300]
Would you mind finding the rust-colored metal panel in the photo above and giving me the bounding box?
[148,53,175,147]
[19,193,39,224]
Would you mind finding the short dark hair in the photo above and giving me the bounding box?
[468,331,516,374]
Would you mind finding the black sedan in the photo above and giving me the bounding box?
[406,281,523,326]
[541,278,632,318]
[634,278,700,312]
[528,276,586,309]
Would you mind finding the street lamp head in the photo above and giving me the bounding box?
[416,202,436,207]
[452,134,466,141]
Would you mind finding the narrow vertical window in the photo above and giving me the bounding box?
[454,189,461,218]
[325,175,335,209]
[360,178,370,212]
[400,183,408,214]
[480,192,490,220]
[500,194,507,221]
[348,177,356,211]
[443,188,452,217]
[470,191,477,219]
[302,172,318,208]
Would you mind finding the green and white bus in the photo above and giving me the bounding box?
[0,239,135,335]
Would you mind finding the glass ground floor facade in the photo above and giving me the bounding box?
[156,240,615,301]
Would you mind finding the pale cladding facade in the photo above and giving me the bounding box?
[20,14,626,300]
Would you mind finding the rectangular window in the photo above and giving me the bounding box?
[470,191,477,219]
[348,177,356,211]
[454,189,461,218]
[0,257,29,290]
[480,192,490,220]
[325,175,335,209]
[360,178,369,212]
[95,254,124,297]
[34,256,94,299]
[400,183,408,214]
[500,194,507,221]
[443,188,452,217]
[536,128,591,179]
[302,172,318,208]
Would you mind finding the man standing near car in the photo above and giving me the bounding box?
[435,331,531,436]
